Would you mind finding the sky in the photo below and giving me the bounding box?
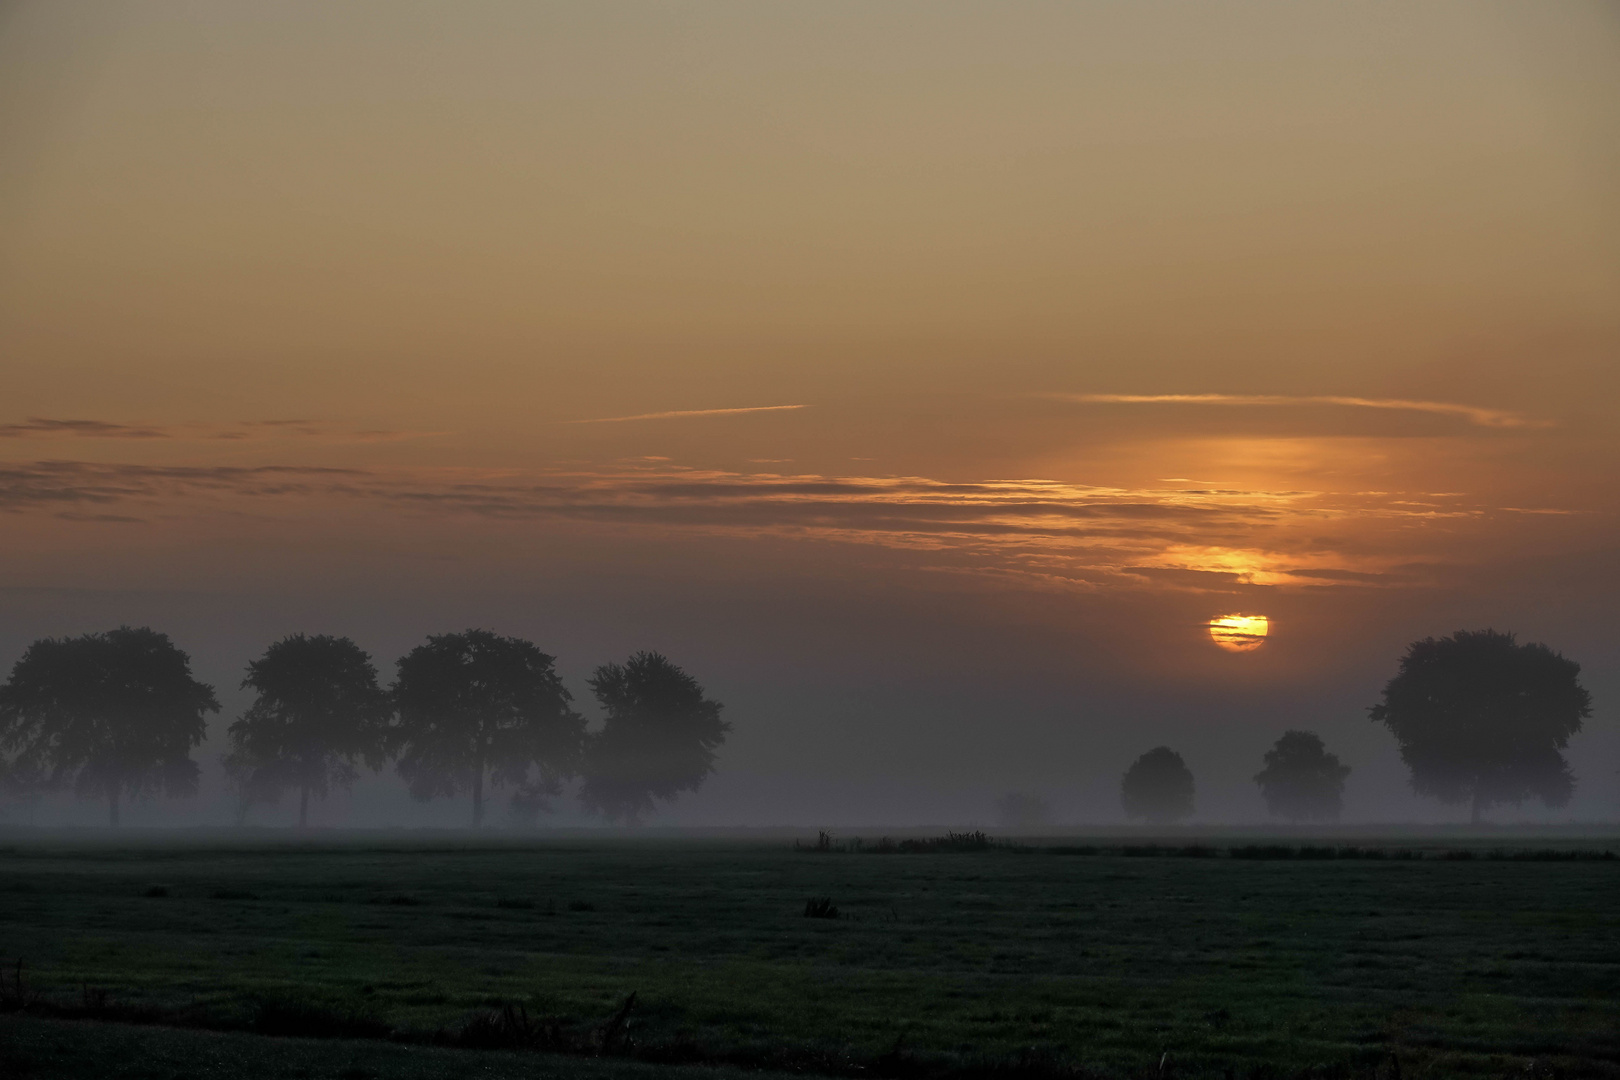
[1,1,1617,827]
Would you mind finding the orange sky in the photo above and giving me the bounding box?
[1,2,1617,824]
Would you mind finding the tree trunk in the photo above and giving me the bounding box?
[472,768,484,829]
[108,786,120,828]
[299,784,309,829]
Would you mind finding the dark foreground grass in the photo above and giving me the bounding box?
[0,1012,811,1080]
[0,833,1617,1078]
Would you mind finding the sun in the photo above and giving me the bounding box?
[1209,614,1269,652]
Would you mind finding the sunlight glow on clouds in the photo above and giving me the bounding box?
[1049,395,1543,429]
[0,457,1569,596]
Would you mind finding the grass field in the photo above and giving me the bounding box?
[0,831,1617,1079]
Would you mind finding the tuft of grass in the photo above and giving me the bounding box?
[802,897,839,919]
[0,959,40,1012]
[803,831,1008,855]
[453,1002,567,1050]
[210,889,258,901]
[250,996,391,1041]
[143,886,170,898]
[896,831,995,853]
[451,993,636,1056]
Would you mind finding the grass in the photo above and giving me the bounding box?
[0,832,1616,1078]
[0,1012,812,1080]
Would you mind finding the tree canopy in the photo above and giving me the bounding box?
[580,651,729,824]
[1370,629,1590,824]
[392,629,583,827]
[1253,730,1350,822]
[1120,746,1194,824]
[225,634,392,827]
[0,626,218,825]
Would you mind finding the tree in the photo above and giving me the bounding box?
[1253,730,1350,822]
[0,627,218,826]
[392,630,583,827]
[1120,746,1194,824]
[225,634,392,827]
[580,652,729,824]
[1370,629,1590,824]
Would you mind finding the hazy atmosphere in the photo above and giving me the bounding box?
[2,0,1617,828]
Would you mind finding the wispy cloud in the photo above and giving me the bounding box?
[1050,394,1541,429]
[564,405,806,424]
[0,418,447,443]
[1,458,1544,592]
[0,418,170,439]
[0,461,362,511]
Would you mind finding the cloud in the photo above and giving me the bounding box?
[0,459,1514,592]
[564,405,807,424]
[1050,394,1542,429]
[0,418,447,443]
[0,418,170,439]
[0,461,362,511]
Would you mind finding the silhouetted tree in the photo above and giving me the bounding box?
[1370,629,1590,824]
[392,630,583,827]
[225,634,392,827]
[1253,730,1350,822]
[580,652,728,824]
[1120,746,1194,824]
[0,627,218,826]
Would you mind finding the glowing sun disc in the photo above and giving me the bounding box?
[1209,614,1269,652]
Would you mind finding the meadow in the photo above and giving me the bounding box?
[0,831,1617,1079]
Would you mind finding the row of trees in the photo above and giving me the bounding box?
[0,626,1593,828]
[1119,733,1350,824]
[1119,629,1593,824]
[0,627,729,827]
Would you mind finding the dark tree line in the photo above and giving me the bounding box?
[0,627,727,827]
[1119,628,1588,826]
[1,624,1593,828]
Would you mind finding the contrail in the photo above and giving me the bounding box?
[1049,393,1540,429]
[565,405,807,424]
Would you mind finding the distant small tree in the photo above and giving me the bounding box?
[0,627,218,826]
[995,792,1051,829]
[580,652,729,824]
[1121,746,1194,824]
[393,630,583,828]
[1254,730,1350,822]
[1370,629,1590,825]
[225,634,393,827]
